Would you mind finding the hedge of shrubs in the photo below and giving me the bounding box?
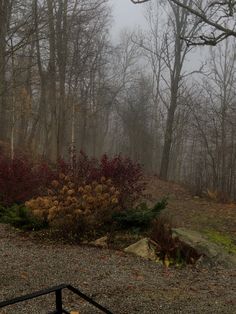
[0,151,203,266]
[0,151,144,207]
[1,151,162,240]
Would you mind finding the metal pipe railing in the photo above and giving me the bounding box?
[0,283,113,314]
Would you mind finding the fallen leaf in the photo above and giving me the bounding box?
[164,255,170,268]
[20,272,28,279]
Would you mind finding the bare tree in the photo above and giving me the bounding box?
[0,0,12,141]
[189,40,236,197]
[151,1,200,179]
[167,37,236,200]
[130,0,236,45]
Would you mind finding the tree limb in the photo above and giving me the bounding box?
[130,0,236,45]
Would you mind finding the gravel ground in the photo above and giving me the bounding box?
[0,224,236,314]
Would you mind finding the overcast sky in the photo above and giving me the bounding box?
[108,0,208,72]
[109,0,147,41]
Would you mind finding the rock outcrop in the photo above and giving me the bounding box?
[124,229,236,268]
[172,228,236,268]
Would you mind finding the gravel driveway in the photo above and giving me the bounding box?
[0,224,235,314]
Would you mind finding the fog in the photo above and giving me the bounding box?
[109,0,205,71]
[109,0,147,41]
[0,0,236,199]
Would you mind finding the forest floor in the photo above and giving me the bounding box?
[0,177,236,314]
[146,176,236,243]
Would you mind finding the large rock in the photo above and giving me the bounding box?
[124,238,157,261]
[124,229,236,268]
[172,228,236,268]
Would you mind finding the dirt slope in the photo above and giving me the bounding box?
[145,176,236,242]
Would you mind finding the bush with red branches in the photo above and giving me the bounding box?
[0,154,54,206]
[98,154,144,207]
[66,151,145,207]
[0,151,145,208]
[55,151,145,207]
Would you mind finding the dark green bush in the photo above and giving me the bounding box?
[0,204,5,217]
[0,204,47,230]
[112,198,168,231]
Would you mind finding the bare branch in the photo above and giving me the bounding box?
[130,0,150,3]
[129,0,236,45]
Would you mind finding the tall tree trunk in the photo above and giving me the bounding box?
[160,84,178,179]
[32,0,48,155]
[47,0,57,161]
[0,0,11,142]
[159,2,188,180]
[56,0,68,158]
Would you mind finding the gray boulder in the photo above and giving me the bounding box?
[172,228,236,268]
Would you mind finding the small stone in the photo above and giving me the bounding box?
[124,238,157,261]
[90,236,108,248]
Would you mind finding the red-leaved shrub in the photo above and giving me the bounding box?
[53,151,144,207]
[0,154,54,206]
[68,152,145,207]
[99,154,144,207]
[0,151,145,208]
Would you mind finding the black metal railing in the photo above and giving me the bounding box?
[0,283,113,314]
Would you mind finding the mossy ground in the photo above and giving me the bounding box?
[203,229,236,254]
[145,177,236,246]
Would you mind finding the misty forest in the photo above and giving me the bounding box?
[0,0,235,196]
[0,1,236,313]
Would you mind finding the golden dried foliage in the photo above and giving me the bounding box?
[26,174,120,233]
